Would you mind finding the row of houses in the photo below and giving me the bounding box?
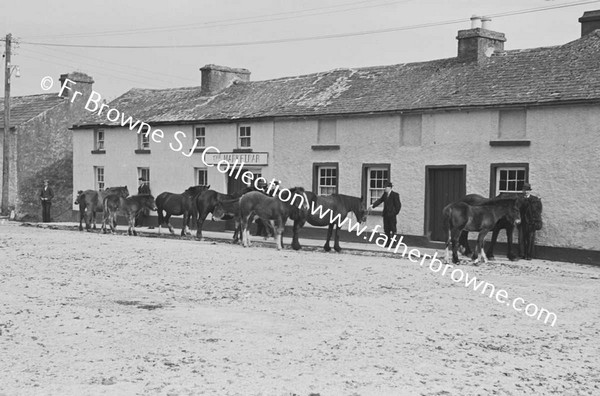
[2,11,599,262]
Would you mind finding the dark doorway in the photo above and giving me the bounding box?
[227,169,262,195]
[425,166,466,242]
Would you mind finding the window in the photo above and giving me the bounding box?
[94,129,105,151]
[498,109,526,139]
[94,166,104,190]
[246,171,261,187]
[317,119,337,145]
[238,126,251,148]
[138,168,150,187]
[194,126,206,149]
[138,126,150,150]
[363,165,390,205]
[196,168,208,186]
[313,164,338,195]
[490,163,529,196]
[400,114,422,146]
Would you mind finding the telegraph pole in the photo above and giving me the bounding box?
[2,33,11,215]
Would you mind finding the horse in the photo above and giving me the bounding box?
[458,194,542,260]
[237,187,310,250]
[294,192,367,252]
[212,197,243,243]
[101,194,158,236]
[195,186,257,240]
[75,186,129,231]
[155,185,209,236]
[443,198,522,265]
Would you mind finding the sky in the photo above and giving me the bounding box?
[1,0,598,101]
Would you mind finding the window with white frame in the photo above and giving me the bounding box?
[194,126,206,149]
[138,126,150,150]
[316,165,338,195]
[94,166,105,190]
[238,126,251,148]
[496,167,527,194]
[94,129,105,150]
[196,168,208,186]
[367,167,390,205]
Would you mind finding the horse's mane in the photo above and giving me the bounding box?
[334,194,364,215]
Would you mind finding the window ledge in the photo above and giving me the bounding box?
[233,148,253,153]
[312,145,340,151]
[489,140,531,147]
[135,149,151,154]
[91,149,106,154]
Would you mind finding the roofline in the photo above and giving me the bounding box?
[70,98,600,130]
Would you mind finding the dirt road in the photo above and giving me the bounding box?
[0,223,598,395]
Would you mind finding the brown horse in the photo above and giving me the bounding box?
[443,198,522,265]
[297,192,368,252]
[75,186,129,231]
[238,187,310,250]
[458,194,542,260]
[156,185,209,236]
[102,194,158,236]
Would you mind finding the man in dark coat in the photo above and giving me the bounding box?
[136,178,152,227]
[370,181,401,244]
[39,179,54,222]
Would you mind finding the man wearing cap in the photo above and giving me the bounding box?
[522,182,532,198]
[138,178,151,195]
[370,181,402,245]
[39,179,54,222]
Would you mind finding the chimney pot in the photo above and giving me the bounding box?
[470,15,481,29]
[481,16,492,30]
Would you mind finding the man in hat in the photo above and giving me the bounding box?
[370,181,402,245]
[522,182,532,198]
[39,179,54,222]
[136,177,152,227]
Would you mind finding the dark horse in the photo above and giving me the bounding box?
[156,185,209,236]
[237,188,310,250]
[195,186,257,240]
[102,194,158,236]
[75,186,129,231]
[458,194,543,260]
[443,198,522,265]
[293,192,368,252]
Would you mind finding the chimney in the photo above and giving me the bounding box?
[579,10,600,37]
[59,72,94,100]
[456,16,506,63]
[200,64,250,96]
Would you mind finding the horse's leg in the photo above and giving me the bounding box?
[180,211,188,237]
[240,215,249,247]
[324,224,334,252]
[451,228,461,264]
[505,224,517,261]
[458,230,471,256]
[92,210,97,230]
[184,210,192,236]
[473,231,488,265]
[486,228,500,261]
[274,219,284,251]
[131,214,137,236]
[333,225,341,253]
[196,212,207,240]
[164,214,174,235]
[291,218,305,251]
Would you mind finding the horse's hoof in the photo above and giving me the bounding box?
[334,246,341,253]
[324,245,331,252]
[292,243,301,251]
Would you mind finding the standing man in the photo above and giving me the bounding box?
[136,177,152,228]
[370,181,401,245]
[39,179,54,222]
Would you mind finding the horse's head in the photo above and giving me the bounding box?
[144,195,158,211]
[74,190,83,205]
[116,186,129,198]
[289,187,311,212]
[355,197,368,224]
[508,199,522,226]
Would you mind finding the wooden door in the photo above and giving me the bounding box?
[426,166,466,242]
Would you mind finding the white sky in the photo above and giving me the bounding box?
[1,0,598,100]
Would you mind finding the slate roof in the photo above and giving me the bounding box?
[0,94,66,128]
[74,30,600,128]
